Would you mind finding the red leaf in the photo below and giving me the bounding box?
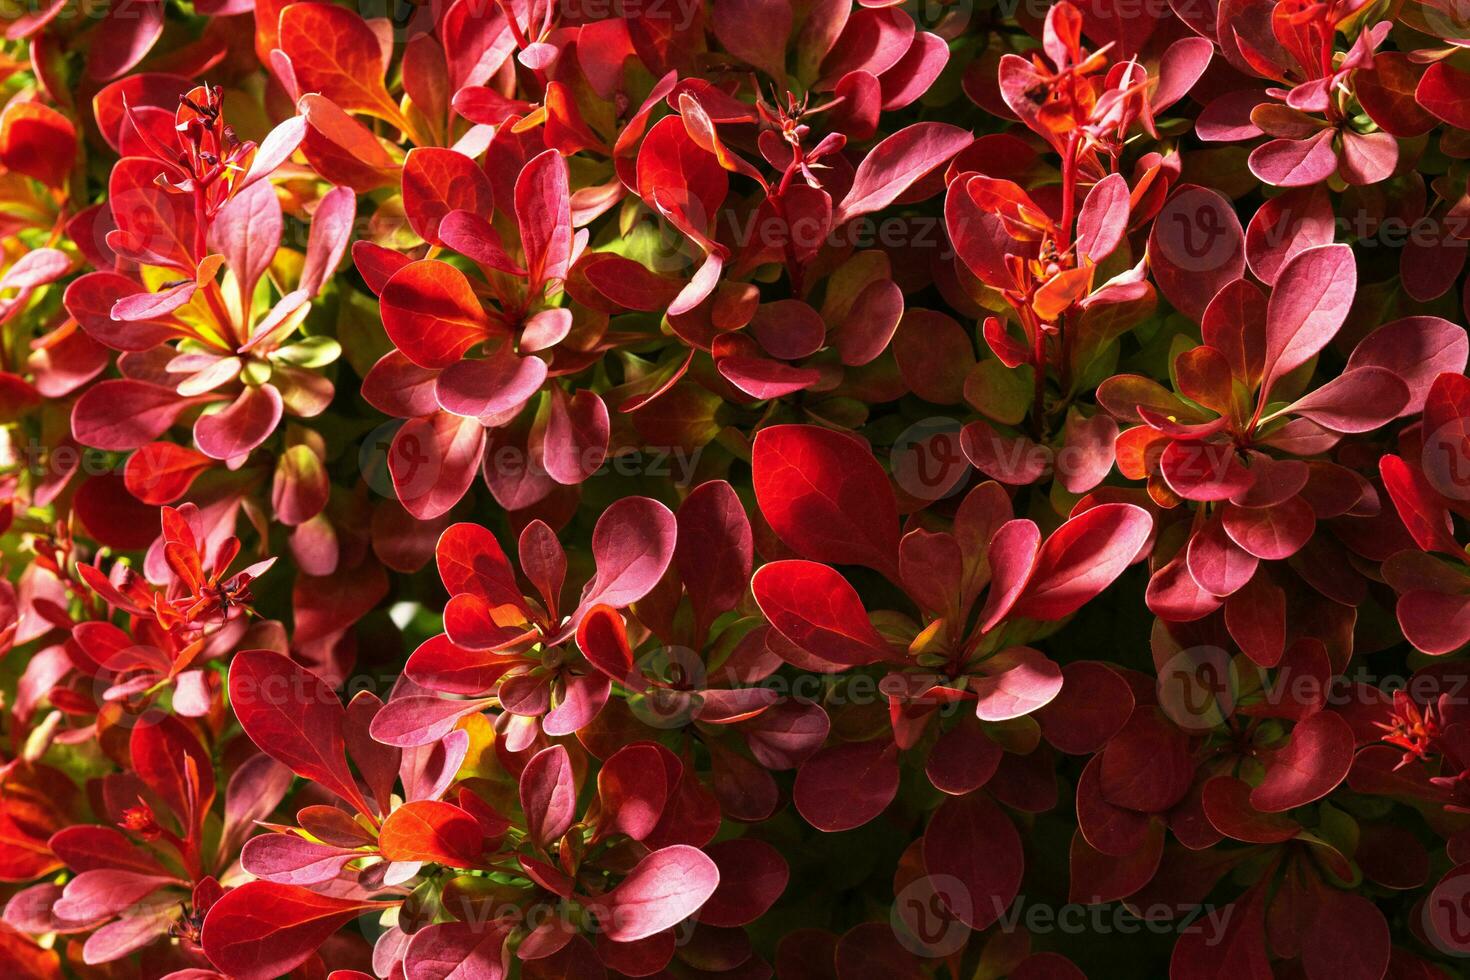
[1010,504,1152,620]
[793,739,899,832]
[278,2,400,122]
[201,881,387,980]
[752,560,893,667]
[596,743,669,842]
[752,424,899,576]
[834,122,971,224]
[516,149,573,293]
[1262,243,1356,393]
[594,845,720,943]
[227,650,371,816]
[401,147,495,246]
[922,792,1024,930]
[1249,711,1354,812]
[380,260,492,370]
[695,839,790,927]
[519,744,577,846]
[1417,61,1470,129]
[675,480,753,637]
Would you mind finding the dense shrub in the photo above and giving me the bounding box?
[0,0,1469,976]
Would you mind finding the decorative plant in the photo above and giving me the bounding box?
[0,0,1469,976]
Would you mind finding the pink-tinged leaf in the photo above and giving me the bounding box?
[401,147,494,246]
[53,869,182,922]
[833,122,971,224]
[1058,410,1118,494]
[201,881,387,980]
[1168,885,1272,980]
[1158,438,1251,501]
[1245,185,1334,286]
[1147,186,1245,322]
[195,385,283,461]
[517,150,573,293]
[209,179,282,306]
[594,845,720,942]
[576,496,678,612]
[239,115,308,191]
[520,308,572,352]
[922,792,1024,930]
[1398,590,1470,655]
[541,389,609,485]
[1421,372,1470,503]
[836,279,904,367]
[1338,130,1398,185]
[240,834,363,885]
[1075,173,1129,262]
[1347,317,1470,416]
[1010,504,1152,620]
[1280,367,1408,432]
[793,739,899,831]
[961,421,1052,485]
[228,650,371,816]
[1262,243,1355,392]
[436,347,547,419]
[86,0,163,79]
[971,647,1064,721]
[520,744,577,846]
[81,905,174,963]
[880,31,949,110]
[109,280,197,325]
[67,273,178,351]
[979,520,1041,633]
[1185,515,1258,597]
[403,921,510,980]
[716,354,822,398]
[1248,130,1337,187]
[71,381,201,451]
[752,424,899,576]
[299,186,357,296]
[380,260,492,370]
[368,694,494,747]
[1220,498,1315,561]
[752,560,893,667]
[379,800,484,867]
[1249,711,1354,812]
[390,412,486,521]
[542,672,610,737]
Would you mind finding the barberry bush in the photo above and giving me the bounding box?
[1,0,1470,975]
